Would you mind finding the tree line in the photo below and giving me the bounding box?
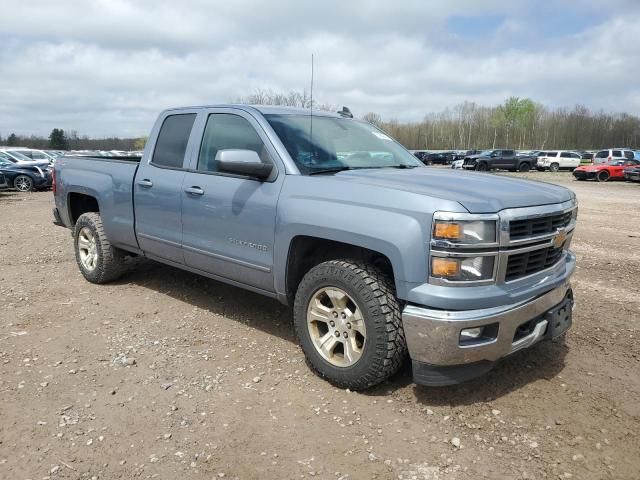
[3,92,639,152]
[364,98,640,151]
[0,129,145,151]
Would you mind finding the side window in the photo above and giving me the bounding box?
[503,150,514,156]
[571,153,581,159]
[560,152,571,158]
[623,150,634,160]
[151,113,196,169]
[612,150,622,157]
[595,150,608,158]
[197,114,271,173]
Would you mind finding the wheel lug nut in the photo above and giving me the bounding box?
[346,323,351,329]
[341,312,346,319]
[329,320,335,327]
[334,331,340,337]
[343,332,348,338]
[332,311,338,318]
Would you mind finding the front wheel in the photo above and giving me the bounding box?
[476,162,489,172]
[293,259,407,390]
[73,212,126,284]
[13,175,34,192]
[549,163,560,172]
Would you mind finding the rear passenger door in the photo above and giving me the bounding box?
[180,108,283,292]
[134,112,198,264]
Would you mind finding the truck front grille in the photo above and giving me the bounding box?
[509,211,572,240]
[505,245,564,281]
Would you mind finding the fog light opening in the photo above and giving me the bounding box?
[459,323,499,346]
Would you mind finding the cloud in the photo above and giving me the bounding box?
[0,0,638,137]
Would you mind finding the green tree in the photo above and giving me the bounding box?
[133,136,148,150]
[7,133,18,146]
[49,128,69,149]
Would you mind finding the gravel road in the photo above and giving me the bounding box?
[1,172,639,479]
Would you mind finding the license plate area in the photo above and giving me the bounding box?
[544,294,573,338]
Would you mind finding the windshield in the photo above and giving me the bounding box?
[6,150,33,161]
[265,114,421,173]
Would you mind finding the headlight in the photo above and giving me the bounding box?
[432,219,497,245]
[431,255,495,282]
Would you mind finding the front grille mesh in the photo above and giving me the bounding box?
[505,245,564,281]
[509,211,572,240]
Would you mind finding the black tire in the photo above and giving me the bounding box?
[73,212,126,284]
[476,162,489,172]
[549,163,560,172]
[13,175,34,192]
[293,259,407,390]
[596,171,610,182]
[518,162,531,172]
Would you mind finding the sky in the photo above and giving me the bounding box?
[1,0,639,137]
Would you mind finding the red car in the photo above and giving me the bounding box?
[573,159,640,182]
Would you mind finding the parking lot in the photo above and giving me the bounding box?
[1,172,639,479]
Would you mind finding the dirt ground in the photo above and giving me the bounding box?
[1,172,639,480]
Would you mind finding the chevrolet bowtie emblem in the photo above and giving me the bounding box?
[553,229,567,249]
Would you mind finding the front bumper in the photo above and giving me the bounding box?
[403,282,573,384]
[573,171,595,180]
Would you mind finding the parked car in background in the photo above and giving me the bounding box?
[537,151,582,171]
[0,172,8,191]
[573,159,640,182]
[623,165,640,182]
[422,152,452,165]
[593,148,635,165]
[7,148,55,163]
[0,149,41,164]
[0,157,53,191]
[462,149,537,172]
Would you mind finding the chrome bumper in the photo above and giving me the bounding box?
[403,282,572,366]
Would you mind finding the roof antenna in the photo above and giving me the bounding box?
[309,53,314,160]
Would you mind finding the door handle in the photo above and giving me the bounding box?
[137,179,153,188]
[184,186,204,196]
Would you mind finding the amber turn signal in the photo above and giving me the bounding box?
[433,222,463,240]
[431,257,460,278]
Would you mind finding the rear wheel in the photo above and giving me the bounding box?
[518,162,531,172]
[549,163,560,172]
[73,212,126,283]
[293,259,407,390]
[13,175,34,192]
[596,171,610,182]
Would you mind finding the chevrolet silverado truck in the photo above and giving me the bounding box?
[53,105,577,389]
[462,149,537,172]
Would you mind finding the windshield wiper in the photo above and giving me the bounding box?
[308,166,356,175]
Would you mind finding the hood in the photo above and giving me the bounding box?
[327,168,573,213]
[577,164,607,171]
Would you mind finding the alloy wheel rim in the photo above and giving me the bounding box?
[15,177,31,191]
[307,287,366,367]
[78,227,98,271]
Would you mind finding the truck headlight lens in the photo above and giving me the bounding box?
[431,256,495,282]
[432,220,496,244]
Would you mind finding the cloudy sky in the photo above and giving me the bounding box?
[1,0,639,137]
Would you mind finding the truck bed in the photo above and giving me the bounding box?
[54,155,141,252]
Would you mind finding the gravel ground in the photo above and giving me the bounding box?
[1,172,639,480]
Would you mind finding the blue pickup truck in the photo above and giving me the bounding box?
[53,105,577,389]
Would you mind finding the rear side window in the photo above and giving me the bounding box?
[151,114,196,169]
[197,114,271,173]
[547,151,557,157]
[560,152,572,158]
[624,150,634,159]
[502,150,514,156]
[612,150,622,157]
[595,150,609,158]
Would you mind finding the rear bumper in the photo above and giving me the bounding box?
[403,282,573,385]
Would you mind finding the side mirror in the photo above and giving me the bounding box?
[215,149,273,180]
[490,152,498,157]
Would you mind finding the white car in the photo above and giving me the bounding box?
[593,148,636,165]
[451,159,464,169]
[6,147,56,163]
[536,151,581,171]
